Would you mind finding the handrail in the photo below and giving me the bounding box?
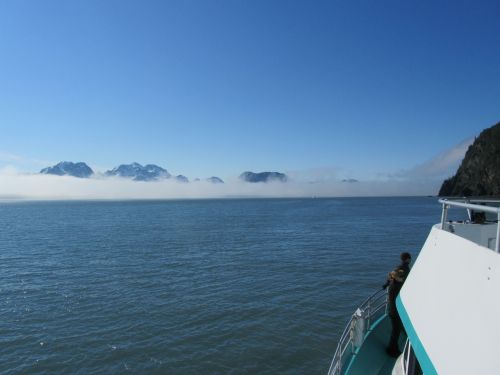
[438,199,500,253]
[438,199,500,215]
[327,288,388,375]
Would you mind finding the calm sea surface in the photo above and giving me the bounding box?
[0,197,440,374]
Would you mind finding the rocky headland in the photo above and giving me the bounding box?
[439,122,500,196]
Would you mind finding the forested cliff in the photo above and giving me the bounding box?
[439,122,500,196]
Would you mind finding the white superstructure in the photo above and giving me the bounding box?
[396,199,500,374]
[328,198,500,375]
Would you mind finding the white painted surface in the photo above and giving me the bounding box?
[442,222,498,250]
[400,226,500,374]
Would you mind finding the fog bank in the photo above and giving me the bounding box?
[0,138,469,200]
[0,172,444,200]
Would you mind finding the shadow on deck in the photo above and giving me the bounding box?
[344,315,401,375]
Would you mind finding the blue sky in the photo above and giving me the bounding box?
[0,0,499,182]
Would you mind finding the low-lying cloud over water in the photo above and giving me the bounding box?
[0,138,472,200]
[0,172,443,200]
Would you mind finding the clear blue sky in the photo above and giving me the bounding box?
[1,0,499,179]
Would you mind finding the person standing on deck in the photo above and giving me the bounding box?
[383,252,411,358]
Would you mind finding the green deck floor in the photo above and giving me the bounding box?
[344,315,403,375]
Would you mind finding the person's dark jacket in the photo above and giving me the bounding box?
[384,262,410,316]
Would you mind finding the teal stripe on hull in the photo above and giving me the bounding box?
[396,296,438,375]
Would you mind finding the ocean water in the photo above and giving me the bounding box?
[0,197,440,374]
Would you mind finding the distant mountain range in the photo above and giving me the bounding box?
[206,176,224,184]
[39,162,291,185]
[105,163,171,181]
[175,175,189,183]
[40,162,94,178]
[239,171,288,183]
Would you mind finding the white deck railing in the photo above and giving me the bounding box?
[327,288,388,375]
[438,199,500,253]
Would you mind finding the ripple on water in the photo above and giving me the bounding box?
[0,198,438,374]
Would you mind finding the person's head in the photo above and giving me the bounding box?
[400,252,412,264]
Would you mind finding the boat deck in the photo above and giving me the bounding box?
[344,315,402,375]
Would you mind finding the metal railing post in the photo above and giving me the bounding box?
[336,348,341,375]
[366,301,371,334]
[441,203,449,230]
[385,291,389,315]
[327,289,389,375]
[496,212,500,253]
